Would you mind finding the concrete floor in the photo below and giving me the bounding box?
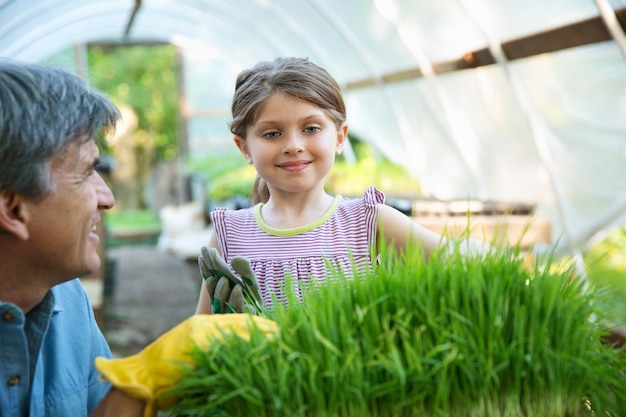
[102,245,202,358]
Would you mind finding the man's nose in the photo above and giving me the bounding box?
[95,172,115,210]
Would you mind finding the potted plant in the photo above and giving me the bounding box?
[166,243,626,417]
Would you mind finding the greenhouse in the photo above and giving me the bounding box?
[1,1,626,416]
[2,0,625,254]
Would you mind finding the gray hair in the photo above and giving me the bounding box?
[0,60,120,198]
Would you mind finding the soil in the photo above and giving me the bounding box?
[102,245,202,358]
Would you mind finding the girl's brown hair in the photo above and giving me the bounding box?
[230,57,346,204]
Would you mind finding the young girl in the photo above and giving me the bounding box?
[196,57,488,313]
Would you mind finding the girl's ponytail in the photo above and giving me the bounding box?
[252,175,270,204]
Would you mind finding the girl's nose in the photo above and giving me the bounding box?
[283,133,305,154]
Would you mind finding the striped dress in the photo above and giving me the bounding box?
[211,186,385,308]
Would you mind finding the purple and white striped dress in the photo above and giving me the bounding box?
[211,186,385,308]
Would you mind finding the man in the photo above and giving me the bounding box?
[0,59,148,416]
[0,59,278,417]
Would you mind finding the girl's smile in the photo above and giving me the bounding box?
[235,93,346,197]
[276,160,312,171]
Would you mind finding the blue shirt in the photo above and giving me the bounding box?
[0,278,112,417]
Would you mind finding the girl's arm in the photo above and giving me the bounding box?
[376,203,491,259]
[194,232,221,314]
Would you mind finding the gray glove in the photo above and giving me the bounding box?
[198,247,263,314]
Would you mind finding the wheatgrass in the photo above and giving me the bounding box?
[166,242,626,417]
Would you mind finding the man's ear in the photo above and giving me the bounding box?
[0,191,29,240]
[233,135,252,164]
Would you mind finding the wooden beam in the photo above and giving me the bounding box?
[344,8,626,91]
[504,11,621,59]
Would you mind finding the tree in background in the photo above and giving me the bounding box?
[88,44,180,210]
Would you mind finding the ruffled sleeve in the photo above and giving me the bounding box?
[210,207,228,259]
[363,186,385,251]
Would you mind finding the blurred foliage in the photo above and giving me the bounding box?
[87,44,180,162]
[185,148,255,201]
[105,209,162,248]
[584,226,626,326]
[105,209,162,232]
[327,138,421,197]
[185,136,421,202]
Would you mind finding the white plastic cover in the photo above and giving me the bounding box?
[1,0,625,257]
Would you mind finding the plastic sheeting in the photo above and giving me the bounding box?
[1,0,625,257]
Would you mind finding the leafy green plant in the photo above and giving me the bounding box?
[184,149,255,201]
[585,226,626,326]
[88,44,180,162]
[104,209,162,247]
[165,243,626,417]
[326,140,421,196]
[205,166,257,201]
[185,149,249,182]
[105,209,161,233]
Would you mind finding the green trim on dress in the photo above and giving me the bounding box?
[254,195,342,236]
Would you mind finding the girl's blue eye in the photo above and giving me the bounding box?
[266,131,280,139]
[305,127,320,134]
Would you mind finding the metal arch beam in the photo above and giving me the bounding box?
[0,6,130,59]
[0,1,291,61]
[0,0,120,46]
[124,0,142,39]
[594,0,626,58]
[0,0,341,64]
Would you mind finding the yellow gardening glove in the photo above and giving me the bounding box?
[95,314,278,417]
